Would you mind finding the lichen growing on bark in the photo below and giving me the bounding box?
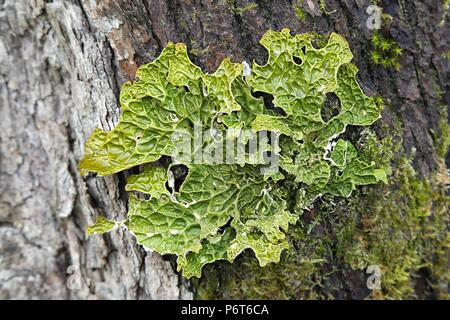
[80,29,387,279]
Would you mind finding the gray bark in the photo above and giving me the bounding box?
[0,0,191,299]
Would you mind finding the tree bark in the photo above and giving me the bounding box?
[0,0,448,299]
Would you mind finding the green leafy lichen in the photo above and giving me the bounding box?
[86,216,118,235]
[125,166,170,197]
[369,31,403,71]
[80,29,386,278]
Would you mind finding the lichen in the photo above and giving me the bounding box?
[80,29,386,279]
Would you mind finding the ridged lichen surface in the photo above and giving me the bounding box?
[80,29,386,279]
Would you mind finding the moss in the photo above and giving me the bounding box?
[293,1,307,22]
[193,124,450,299]
[194,221,329,299]
[434,105,450,159]
[369,31,403,71]
[334,152,449,299]
[179,19,189,32]
[191,9,200,23]
[382,13,394,26]
[442,51,450,60]
[294,6,307,22]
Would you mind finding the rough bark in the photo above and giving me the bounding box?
[0,0,448,299]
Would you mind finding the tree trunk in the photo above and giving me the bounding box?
[1,0,448,299]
